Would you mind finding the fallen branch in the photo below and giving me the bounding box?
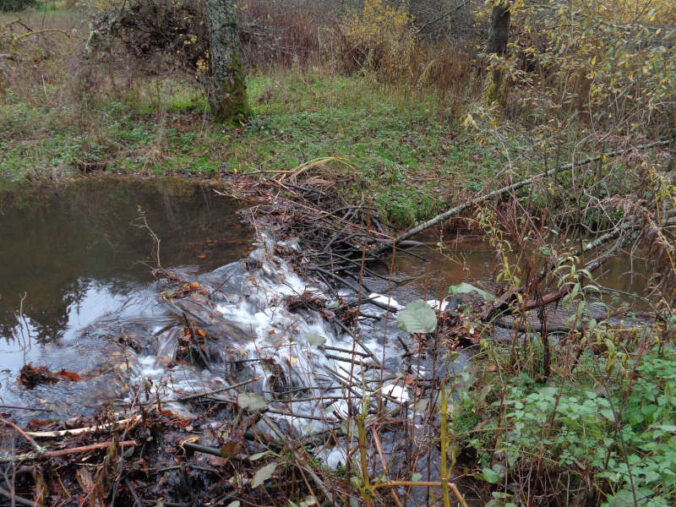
[0,440,137,463]
[372,138,674,256]
[25,415,141,439]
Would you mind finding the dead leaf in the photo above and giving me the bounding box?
[76,468,95,494]
[251,462,277,488]
[18,364,55,389]
[220,440,242,459]
[55,369,84,381]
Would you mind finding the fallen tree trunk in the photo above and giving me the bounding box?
[371,138,674,256]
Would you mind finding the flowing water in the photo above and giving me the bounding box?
[0,178,653,459]
[0,177,252,417]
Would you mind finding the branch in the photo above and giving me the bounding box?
[0,441,137,463]
[371,138,674,256]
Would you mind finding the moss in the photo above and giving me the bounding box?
[213,51,248,125]
[483,69,507,106]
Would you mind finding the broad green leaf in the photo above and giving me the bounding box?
[481,467,500,484]
[448,282,495,301]
[397,300,437,333]
[239,392,267,411]
[252,462,277,488]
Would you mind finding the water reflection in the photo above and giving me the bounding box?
[0,177,252,347]
[388,232,652,305]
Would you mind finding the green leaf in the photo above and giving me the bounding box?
[481,467,501,484]
[304,333,327,346]
[397,300,437,333]
[239,392,268,411]
[252,462,277,488]
[250,450,275,461]
[448,282,495,301]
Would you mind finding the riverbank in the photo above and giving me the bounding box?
[1,5,674,506]
[2,7,668,230]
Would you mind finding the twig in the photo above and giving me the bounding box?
[0,416,44,453]
[372,481,467,506]
[0,405,53,413]
[180,441,223,457]
[0,484,33,507]
[160,375,263,404]
[124,478,142,507]
[25,416,140,439]
[0,441,137,463]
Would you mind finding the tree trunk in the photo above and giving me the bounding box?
[486,0,510,56]
[205,0,247,124]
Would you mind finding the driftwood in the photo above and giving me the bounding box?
[371,138,674,256]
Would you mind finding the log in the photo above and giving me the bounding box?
[25,415,140,439]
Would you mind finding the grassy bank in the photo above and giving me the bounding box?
[1,67,544,226]
[1,6,642,228]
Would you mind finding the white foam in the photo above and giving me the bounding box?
[368,293,405,311]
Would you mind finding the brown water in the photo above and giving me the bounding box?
[0,177,252,379]
[379,231,653,310]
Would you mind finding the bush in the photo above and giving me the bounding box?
[466,346,676,505]
[332,0,417,80]
[0,0,36,11]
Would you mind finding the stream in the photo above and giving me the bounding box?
[0,177,653,459]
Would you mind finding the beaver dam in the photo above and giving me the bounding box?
[0,176,668,506]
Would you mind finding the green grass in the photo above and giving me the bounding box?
[1,70,544,226]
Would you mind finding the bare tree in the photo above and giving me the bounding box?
[205,0,248,123]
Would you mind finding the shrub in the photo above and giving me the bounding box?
[238,0,323,69]
[497,0,675,132]
[332,0,418,81]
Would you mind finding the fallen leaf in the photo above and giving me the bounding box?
[220,440,242,459]
[55,369,83,382]
[238,393,267,411]
[251,462,277,488]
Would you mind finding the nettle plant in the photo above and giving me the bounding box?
[468,207,674,504]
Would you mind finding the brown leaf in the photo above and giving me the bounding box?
[76,468,95,494]
[18,364,55,389]
[55,369,83,382]
[220,440,242,459]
